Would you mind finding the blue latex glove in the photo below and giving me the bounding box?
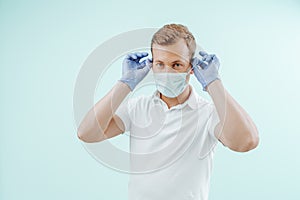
[192,51,221,91]
[119,52,152,91]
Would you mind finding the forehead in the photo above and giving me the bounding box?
[152,39,190,63]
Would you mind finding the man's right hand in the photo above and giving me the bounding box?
[119,52,152,91]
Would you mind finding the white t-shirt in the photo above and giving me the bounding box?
[115,84,221,200]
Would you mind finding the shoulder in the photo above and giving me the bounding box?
[193,91,214,110]
[126,94,154,108]
[191,90,217,120]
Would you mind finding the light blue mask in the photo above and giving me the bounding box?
[153,68,192,98]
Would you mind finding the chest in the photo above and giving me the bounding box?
[129,106,210,154]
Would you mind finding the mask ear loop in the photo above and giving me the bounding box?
[187,65,194,74]
[188,58,197,74]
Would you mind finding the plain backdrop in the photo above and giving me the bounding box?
[1,0,300,199]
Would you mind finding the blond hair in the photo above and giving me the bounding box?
[151,24,196,61]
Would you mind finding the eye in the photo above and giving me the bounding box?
[173,63,182,68]
[156,63,164,68]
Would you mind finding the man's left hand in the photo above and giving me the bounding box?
[192,51,221,91]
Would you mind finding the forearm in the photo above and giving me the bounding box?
[207,79,259,151]
[77,81,131,141]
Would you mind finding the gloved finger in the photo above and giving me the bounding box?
[135,52,148,58]
[202,54,214,63]
[192,57,208,69]
[137,59,147,69]
[130,53,138,60]
[125,54,133,60]
[199,51,208,57]
[135,52,147,58]
[138,60,151,74]
[211,54,219,63]
[134,52,149,62]
[137,55,151,68]
[191,57,200,67]
[136,52,142,58]
[211,55,220,70]
[199,61,208,69]
[125,53,137,60]
[137,58,152,69]
[141,52,149,57]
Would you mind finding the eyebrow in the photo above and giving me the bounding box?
[155,59,185,63]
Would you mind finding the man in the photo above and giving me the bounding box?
[77,24,259,200]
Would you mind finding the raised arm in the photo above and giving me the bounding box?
[192,51,259,152]
[207,80,259,152]
[77,82,130,143]
[77,52,152,143]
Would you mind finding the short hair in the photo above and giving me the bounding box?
[151,24,196,61]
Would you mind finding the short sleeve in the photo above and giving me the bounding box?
[207,103,220,142]
[115,99,134,132]
[197,103,221,159]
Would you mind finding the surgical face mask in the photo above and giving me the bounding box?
[153,68,192,98]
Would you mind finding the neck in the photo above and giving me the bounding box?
[160,85,191,109]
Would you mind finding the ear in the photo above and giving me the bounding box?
[190,67,194,74]
[189,63,194,74]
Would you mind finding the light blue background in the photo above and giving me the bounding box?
[1,0,300,199]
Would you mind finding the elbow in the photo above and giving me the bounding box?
[77,130,89,142]
[77,129,103,143]
[77,131,86,142]
[242,136,259,152]
[229,132,260,153]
